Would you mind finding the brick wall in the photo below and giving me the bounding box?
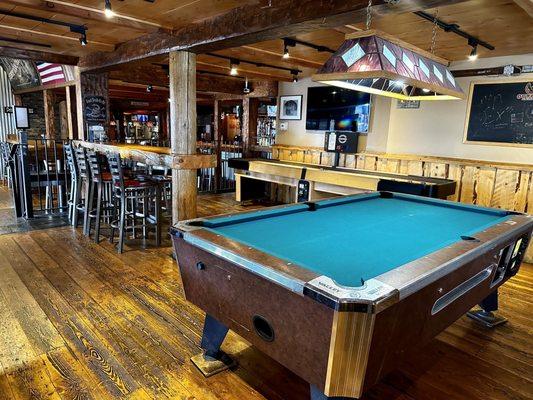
[20,92,61,138]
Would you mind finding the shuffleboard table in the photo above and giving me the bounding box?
[229,158,456,202]
[171,192,532,400]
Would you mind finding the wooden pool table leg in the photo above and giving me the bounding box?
[466,290,507,328]
[191,314,236,377]
[310,384,351,400]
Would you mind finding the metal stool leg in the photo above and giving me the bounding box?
[117,195,126,253]
[94,182,103,243]
[84,181,94,236]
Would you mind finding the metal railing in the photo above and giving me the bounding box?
[5,134,70,218]
[197,140,243,193]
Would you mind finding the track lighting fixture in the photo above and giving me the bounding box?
[282,38,296,60]
[79,33,87,46]
[146,84,153,92]
[229,59,239,76]
[291,69,299,83]
[104,0,115,18]
[468,42,478,61]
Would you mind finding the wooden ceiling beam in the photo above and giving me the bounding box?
[513,0,533,17]
[240,45,324,69]
[108,64,246,95]
[0,45,78,64]
[2,0,167,32]
[79,0,471,72]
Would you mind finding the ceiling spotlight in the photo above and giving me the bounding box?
[468,44,478,61]
[283,38,295,60]
[243,77,251,94]
[79,33,87,46]
[283,44,290,59]
[146,84,153,92]
[104,0,115,18]
[291,69,298,83]
[422,88,431,93]
[229,59,239,76]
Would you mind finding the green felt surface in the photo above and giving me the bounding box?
[204,193,509,287]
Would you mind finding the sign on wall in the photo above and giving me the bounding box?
[84,95,107,122]
[15,106,29,129]
[463,78,533,147]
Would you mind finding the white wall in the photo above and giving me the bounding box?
[387,54,533,163]
[276,78,392,152]
[276,53,533,164]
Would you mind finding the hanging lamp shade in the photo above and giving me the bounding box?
[312,30,465,100]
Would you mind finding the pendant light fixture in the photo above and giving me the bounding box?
[312,1,465,100]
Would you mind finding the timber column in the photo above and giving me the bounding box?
[169,51,197,223]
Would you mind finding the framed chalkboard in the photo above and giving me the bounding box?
[463,78,533,147]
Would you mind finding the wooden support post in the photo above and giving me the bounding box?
[213,99,222,191]
[169,50,197,224]
[43,89,56,138]
[74,67,85,140]
[241,97,258,157]
[65,86,74,140]
[59,100,68,138]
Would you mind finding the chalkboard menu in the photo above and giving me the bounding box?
[84,95,107,122]
[464,79,533,146]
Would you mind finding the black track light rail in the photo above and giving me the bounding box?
[0,36,51,48]
[413,11,494,51]
[206,53,302,74]
[0,10,87,37]
[282,37,335,53]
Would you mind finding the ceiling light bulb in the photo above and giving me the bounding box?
[468,45,478,61]
[422,88,430,93]
[292,75,298,83]
[79,34,87,46]
[104,0,115,18]
[283,46,290,59]
[230,65,238,76]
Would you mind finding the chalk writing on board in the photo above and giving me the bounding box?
[465,80,533,145]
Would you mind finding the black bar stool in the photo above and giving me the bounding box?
[73,146,90,230]
[64,143,78,225]
[106,152,162,253]
[85,149,114,243]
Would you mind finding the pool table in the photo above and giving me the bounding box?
[171,192,533,400]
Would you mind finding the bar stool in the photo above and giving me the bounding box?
[85,150,114,243]
[73,146,90,230]
[106,153,162,253]
[147,166,172,212]
[64,143,79,225]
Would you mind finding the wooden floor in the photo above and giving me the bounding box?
[0,187,531,400]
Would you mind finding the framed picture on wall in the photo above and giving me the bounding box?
[279,95,302,120]
[463,78,533,147]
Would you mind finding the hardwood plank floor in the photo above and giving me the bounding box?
[0,187,531,400]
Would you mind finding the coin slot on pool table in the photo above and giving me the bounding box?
[252,315,275,342]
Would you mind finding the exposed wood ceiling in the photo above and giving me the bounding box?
[0,0,531,84]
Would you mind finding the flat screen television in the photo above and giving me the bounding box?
[305,86,371,133]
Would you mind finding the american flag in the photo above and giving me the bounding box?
[36,62,66,85]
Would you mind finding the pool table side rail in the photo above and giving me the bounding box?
[376,214,533,299]
[171,192,533,313]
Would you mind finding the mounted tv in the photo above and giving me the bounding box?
[306,86,371,133]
